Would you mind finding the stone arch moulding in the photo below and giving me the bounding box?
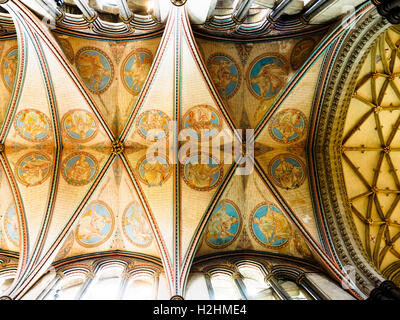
[312,7,390,295]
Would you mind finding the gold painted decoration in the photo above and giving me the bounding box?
[136,109,170,142]
[290,38,315,70]
[182,105,222,139]
[182,154,223,191]
[268,154,306,190]
[247,53,289,100]
[62,152,98,186]
[205,199,242,249]
[122,201,153,247]
[16,152,52,187]
[75,201,115,247]
[75,47,114,93]
[14,109,52,142]
[268,109,307,144]
[249,201,291,248]
[62,109,98,142]
[1,46,18,91]
[136,155,171,187]
[56,37,74,63]
[122,48,153,95]
[207,53,240,99]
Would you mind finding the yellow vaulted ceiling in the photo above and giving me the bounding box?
[0,0,361,299]
[342,26,400,279]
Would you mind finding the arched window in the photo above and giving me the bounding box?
[55,275,85,300]
[210,272,242,300]
[123,273,155,300]
[278,279,312,300]
[83,265,124,300]
[237,265,276,300]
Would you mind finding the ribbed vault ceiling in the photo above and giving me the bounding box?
[0,0,383,300]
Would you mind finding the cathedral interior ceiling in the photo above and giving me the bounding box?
[0,0,388,298]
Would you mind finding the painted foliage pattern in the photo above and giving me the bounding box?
[205,200,242,249]
[75,47,114,93]
[76,201,114,247]
[122,201,153,247]
[207,53,240,99]
[250,202,291,248]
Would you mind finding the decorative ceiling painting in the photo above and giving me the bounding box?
[0,0,399,301]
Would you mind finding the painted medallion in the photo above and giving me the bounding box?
[75,47,113,93]
[14,109,52,142]
[182,105,222,139]
[3,203,19,247]
[76,201,114,247]
[268,109,307,144]
[182,154,223,191]
[290,38,316,70]
[247,54,289,100]
[122,49,153,94]
[122,201,153,247]
[268,154,306,190]
[250,202,291,248]
[136,109,170,141]
[207,53,240,99]
[136,155,171,187]
[62,152,98,186]
[205,199,242,249]
[62,109,98,142]
[1,47,18,91]
[16,152,52,187]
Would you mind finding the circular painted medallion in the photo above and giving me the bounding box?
[207,53,240,99]
[75,201,114,247]
[136,109,170,141]
[205,199,242,249]
[122,201,153,247]
[247,53,289,100]
[268,109,307,144]
[62,152,98,186]
[3,203,19,247]
[1,46,18,91]
[62,109,98,142]
[136,155,171,187]
[182,105,222,139]
[250,202,291,248]
[122,49,153,95]
[290,38,315,70]
[16,152,52,187]
[182,154,223,191]
[75,47,114,93]
[268,154,306,190]
[14,109,52,142]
